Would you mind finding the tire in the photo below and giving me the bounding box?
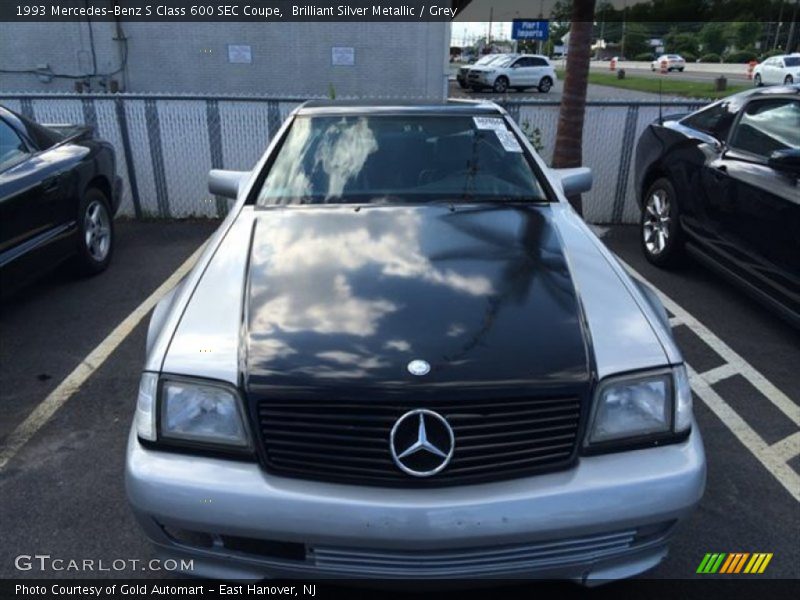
[785,75,794,85]
[537,77,553,93]
[678,67,684,72]
[492,76,509,93]
[754,73,762,87]
[640,178,684,268]
[457,81,467,89]
[75,187,114,276]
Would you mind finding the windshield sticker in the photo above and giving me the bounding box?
[473,117,507,131]
[494,129,523,153]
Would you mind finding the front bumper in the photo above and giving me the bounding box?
[126,425,705,582]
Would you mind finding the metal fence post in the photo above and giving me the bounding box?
[267,100,281,141]
[205,99,227,218]
[611,105,640,224]
[144,99,171,218]
[81,98,98,131]
[19,98,34,119]
[114,97,142,219]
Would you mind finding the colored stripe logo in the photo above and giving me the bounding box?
[697,553,773,574]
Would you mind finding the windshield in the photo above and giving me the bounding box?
[785,57,800,67]
[491,56,518,68]
[475,54,501,66]
[256,115,548,206]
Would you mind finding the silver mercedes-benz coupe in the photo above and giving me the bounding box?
[126,100,706,583]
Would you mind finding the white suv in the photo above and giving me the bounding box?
[754,54,800,86]
[467,54,556,93]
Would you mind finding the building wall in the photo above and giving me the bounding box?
[0,21,450,99]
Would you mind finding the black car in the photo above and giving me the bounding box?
[0,106,122,295]
[634,85,800,326]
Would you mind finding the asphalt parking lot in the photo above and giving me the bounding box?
[0,219,798,585]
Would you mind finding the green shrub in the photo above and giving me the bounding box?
[725,48,759,63]
[700,52,721,63]
[635,52,654,61]
[681,52,697,63]
[760,48,784,60]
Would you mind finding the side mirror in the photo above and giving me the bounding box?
[553,167,593,196]
[208,169,249,199]
[767,148,800,176]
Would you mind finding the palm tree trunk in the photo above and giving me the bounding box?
[552,0,597,216]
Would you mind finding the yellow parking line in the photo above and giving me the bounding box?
[0,243,206,471]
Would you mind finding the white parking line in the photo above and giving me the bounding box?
[618,258,800,502]
[687,365,800,502]
[770,432,800,463]
[700,363,739,386]
[0,244,206,472]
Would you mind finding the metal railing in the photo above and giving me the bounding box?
[0,93,705,223]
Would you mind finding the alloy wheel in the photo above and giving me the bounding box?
[84,200,111,262]
[643,189,671,256]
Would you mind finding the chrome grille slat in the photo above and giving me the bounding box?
[312,530,636,573]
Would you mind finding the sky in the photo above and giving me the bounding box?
[451,21,515,46]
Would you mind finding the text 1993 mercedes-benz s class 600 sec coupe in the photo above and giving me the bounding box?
[126,100,705,584]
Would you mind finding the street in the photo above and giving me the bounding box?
[0,219,797,584]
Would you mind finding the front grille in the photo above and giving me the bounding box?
[255,395,583,486]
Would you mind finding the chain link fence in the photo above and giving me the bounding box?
[0,93,704,223]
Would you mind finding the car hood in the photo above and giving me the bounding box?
[243,204,590,399]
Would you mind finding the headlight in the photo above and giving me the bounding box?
[586,367,692,447]
[135,374,251,449]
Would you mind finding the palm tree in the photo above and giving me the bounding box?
[552,0,597,217]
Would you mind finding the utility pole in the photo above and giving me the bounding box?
[787,0,799,53]
[488,6,493,45]
[538,1,544,55]
[773,0,785,50]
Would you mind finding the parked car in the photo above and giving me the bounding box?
[0,106,121,296]
[634,85,800,327]
[455,53,504,89]
[467,54,556,93]
[753,53,800,86]
[650,54,686,72]
[127,99,704,582]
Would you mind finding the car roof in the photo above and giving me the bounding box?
[296,99,506,116]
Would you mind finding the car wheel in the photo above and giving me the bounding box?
[538,77,553,93]
[641,178,683,268]
[785,75,794,85]
[457,81,467,89]
[75,187,114,275]
[678,67,684,72]
[754,73,762,87]
[492,76,509,93]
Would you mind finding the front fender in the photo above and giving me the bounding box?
[146,278,186,357]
